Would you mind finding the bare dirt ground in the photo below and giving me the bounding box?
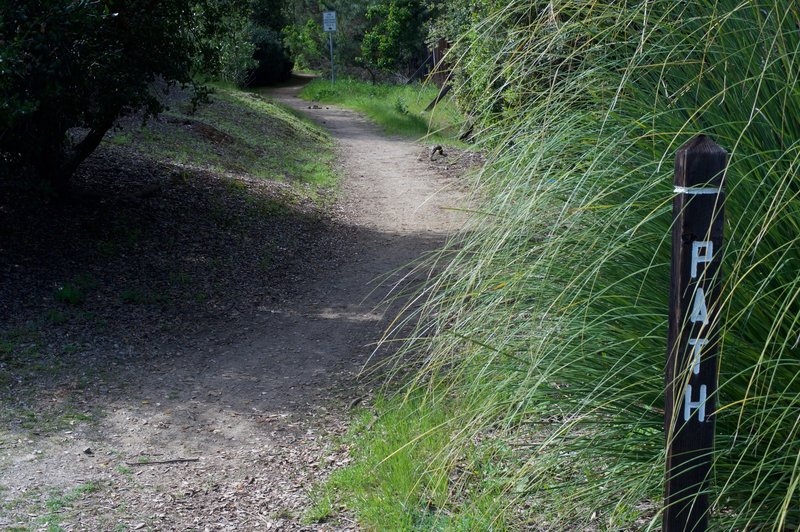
[0,80,472,530]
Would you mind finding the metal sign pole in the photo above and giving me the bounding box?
[664,135,727,532]
[329,31,335,84]
[322,11,336,84]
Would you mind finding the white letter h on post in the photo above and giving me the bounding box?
[683,384,707,422]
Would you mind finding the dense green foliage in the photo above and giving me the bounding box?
[330,1,800,529]
[284,1,376,76]
[424,0,507,116]
[0,0,250,185]
[360,0,431,76]
[283,0,436,80]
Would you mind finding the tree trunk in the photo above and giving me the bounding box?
[44,116,117,191]
[59,121,115,182]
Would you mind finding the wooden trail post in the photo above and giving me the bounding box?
[664,135,727,531]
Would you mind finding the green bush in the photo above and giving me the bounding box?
[283,19,324,72]
[216,18,258,86]
[0,0,249,187]
[361,0,431,76]
[393,96,409,115]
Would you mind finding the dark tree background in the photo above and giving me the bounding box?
[244,0,294,86]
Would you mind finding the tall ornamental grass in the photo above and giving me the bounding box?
[389,1,799,529]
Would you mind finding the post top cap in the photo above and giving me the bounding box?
[674,135,728,188]
[676,135,727,156]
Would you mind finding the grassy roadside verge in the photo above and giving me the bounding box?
[299,78,464,145]
[107,85,338,192]
[306,393,512,531]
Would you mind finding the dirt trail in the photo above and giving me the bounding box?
[1,82,466,530]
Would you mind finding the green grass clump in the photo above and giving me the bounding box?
[2,481,103,531]
[299,78,464,145]
[53,284,85,306]
[53,276,97,306]
[39,482,101,529]
[307,393,512,530]
[327,1,800,530]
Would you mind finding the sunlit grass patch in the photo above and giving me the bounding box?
[299,78,464,145]
[308,392,516,530]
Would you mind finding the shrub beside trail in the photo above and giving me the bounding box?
[322,2,800,529]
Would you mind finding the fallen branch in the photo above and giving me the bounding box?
[424,84,452,112]
[125,458,200,466]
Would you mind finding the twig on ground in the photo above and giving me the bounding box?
[125,458,200,466]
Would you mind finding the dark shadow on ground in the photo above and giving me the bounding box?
[0,140,454,441]
[0,72,477,530]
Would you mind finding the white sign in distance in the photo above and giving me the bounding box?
[323,11,337,32]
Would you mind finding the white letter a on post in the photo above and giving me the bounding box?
[689,287,709,325]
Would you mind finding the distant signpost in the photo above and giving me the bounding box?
[323,11,337,32]
[323,11,336,83]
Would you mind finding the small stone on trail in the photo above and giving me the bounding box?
[83,447,94,455]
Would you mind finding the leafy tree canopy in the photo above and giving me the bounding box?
[284,1,379,76]
[360,0,431,75]
[0,0,249,186]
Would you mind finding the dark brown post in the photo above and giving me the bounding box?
[664,135,727,531]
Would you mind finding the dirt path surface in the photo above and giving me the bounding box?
[1,81,468,530]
